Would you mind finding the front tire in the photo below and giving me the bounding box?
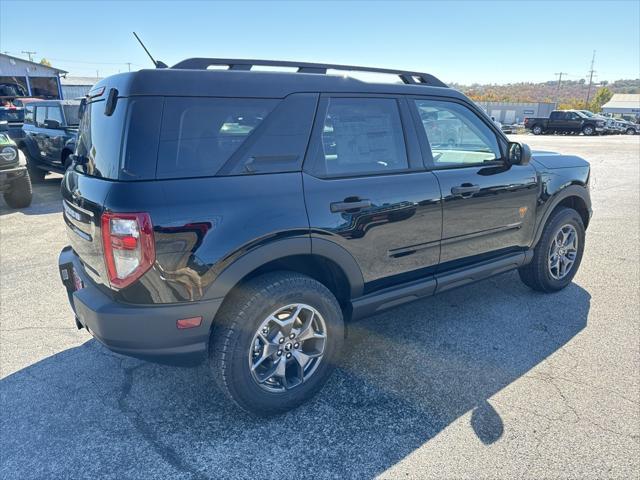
[209,271,344,416]
[532,125,543,135]
[626,128,636,135]
[3,173,33,208]
[519,208,585,292]
[582,125,595,136]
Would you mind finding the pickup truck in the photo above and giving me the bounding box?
[524,110,605,136]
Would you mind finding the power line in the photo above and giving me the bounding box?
[21,50,36,62]
[585,50,597,107]
[554,72,567,103]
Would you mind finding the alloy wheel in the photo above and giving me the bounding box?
[548,224,579,280]
[249,303,327,392]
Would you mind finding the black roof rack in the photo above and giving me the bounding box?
[171,58,448,88]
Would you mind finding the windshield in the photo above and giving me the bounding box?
[63,105,81,125]
[578,110,594,117]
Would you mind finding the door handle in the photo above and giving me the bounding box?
[330,198,372,213]
[451,184,480,197]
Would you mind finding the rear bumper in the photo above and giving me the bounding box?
[58,246,223,363]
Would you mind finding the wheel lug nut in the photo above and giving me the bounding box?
[289,333,295,339]
[286,352,292,359]
[262,327,269,334]
[279,338,284,344]
[293,343,299,349]
[277,350,282,356]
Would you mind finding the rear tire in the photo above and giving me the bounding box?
[209,271,344,416]
[519,208,585,293]
[21,148,46,183]
[3,173,33,208]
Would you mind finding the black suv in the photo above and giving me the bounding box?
[58,59,591,415]
[19,99,80,182]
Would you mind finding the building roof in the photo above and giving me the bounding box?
[0,53,67,74]
[60,76,103,86]
[602,94,640,112]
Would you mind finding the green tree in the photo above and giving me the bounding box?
[589,87,613,112]
[39,58,52,67]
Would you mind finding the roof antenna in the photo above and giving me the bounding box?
[132,32,168,68]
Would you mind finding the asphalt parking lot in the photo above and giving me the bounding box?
[1,134,638,479]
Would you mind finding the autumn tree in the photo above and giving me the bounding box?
[39,58,52,67]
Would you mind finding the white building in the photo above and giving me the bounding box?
[61,76,103,99]
[601,94,640,119]
[0,53,66,99]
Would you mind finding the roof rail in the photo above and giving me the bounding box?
[171,58,448,88]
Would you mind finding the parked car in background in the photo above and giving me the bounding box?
[0,102,24,141]
[0,131,32,208]
[58,59,591,415]
[524,110,605,135]
[575,110,616,134]
[620,119,639,135]
[19,99,80,182]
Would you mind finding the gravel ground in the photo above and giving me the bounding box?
[1,134,638,479]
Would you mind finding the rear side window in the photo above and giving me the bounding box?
[312,97,408,177]
[157,98,277,179]
[76,98,127,179]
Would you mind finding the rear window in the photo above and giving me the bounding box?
[0,109,23,123]
[157,97,276,179]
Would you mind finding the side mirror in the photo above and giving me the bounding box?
[68,154,87,166]
[44,119,62,129]
[508,142,531,166]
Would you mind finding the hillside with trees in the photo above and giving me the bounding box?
[452,79,639,112]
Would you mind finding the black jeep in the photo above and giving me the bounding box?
[58,59,591,415]
[19,99,80,182]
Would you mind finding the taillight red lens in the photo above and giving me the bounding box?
[101,212,155,289]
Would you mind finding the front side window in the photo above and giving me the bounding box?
[47,106,63,125]
[35,106,47,127]
[63,105,80,125]
[316,97,408,176]
[157,97,276,179]
[414,99,500,167]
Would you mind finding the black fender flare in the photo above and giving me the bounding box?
[532,184,591,247]
[201,237,364,301]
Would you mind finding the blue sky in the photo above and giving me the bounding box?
[1,0,638,84]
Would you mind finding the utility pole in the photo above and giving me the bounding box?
[21,50,36,62]
[126,62,132,72]
[585,50,596,108]
[554,72,567,103]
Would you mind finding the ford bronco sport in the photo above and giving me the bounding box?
[58,59,591,415]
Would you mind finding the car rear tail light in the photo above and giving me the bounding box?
[101,212,155,289]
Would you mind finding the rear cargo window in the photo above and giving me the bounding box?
[157,98,277,179]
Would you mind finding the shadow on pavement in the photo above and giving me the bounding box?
[0,176,62,216]
[0,275,590,479]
